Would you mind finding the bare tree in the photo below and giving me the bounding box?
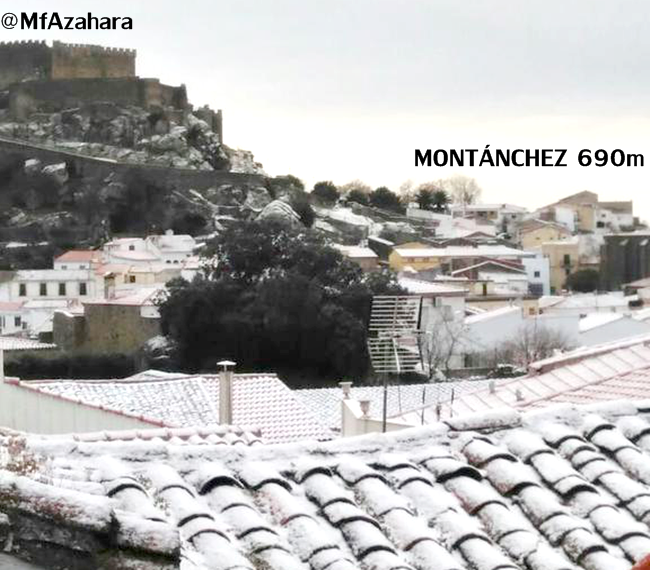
[339,179,372,197]
[419,308,469,380]
[398,179,416,204]
[443,174,482,208]
[491,322,574,368]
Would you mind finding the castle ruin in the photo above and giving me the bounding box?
[0,40,223,141]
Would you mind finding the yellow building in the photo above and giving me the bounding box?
[389,248,441,272]
[389,244,535,272]
[519,219,572,250]
[540,238,580,293]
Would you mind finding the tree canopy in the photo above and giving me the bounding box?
[158,220,403,383]
[369,186,403,212]
[311,181,340,205]
[565,269,600,293]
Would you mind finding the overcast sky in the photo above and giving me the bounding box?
[12,1,650,218]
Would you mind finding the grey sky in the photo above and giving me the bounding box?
[11,1,650,217]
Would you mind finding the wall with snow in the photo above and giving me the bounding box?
[579,316,650,346]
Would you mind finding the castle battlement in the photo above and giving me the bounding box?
[0,40,48,48]
[52,41,136,57]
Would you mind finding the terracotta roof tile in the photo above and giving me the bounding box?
[2,401,650,568]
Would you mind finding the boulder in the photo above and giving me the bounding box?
[23,158,41,175]
[41,162,69,185]
[257,199,302,227]
[243,186,272,212]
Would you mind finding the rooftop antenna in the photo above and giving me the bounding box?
[367,295,422,432]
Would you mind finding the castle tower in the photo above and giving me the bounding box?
[0,40,51,89]
[50,41,136,80]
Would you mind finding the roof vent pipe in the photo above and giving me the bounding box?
[218,360,236,425]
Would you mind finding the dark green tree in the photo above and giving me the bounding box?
[369,186,403,212]
[311,181,340,205]
[432,189,450,212]
[347,188,369,206]
[158,221,404,382]
[416,188,435,211]
[565,269,600,293]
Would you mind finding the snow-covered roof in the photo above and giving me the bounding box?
[3,399,650,569]
[0,301,24,312]
[0,337,56,351]
[10,424,264,446]
[83,286,163,307]
[396,334,650,422]
[451,258,527,276]
[633,308,650,322]
[465,305,521,324]
[54,250,101,263]
[451,202,528,212]
[12,372,331,444]
[579,312,625,332]
[394,245,535,259]
[398,276,468,296]
[546,292,636,310]
[334,244,378,259]
[105,250,160,262]
[296,380,493,432]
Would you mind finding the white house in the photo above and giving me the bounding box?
[0,302,24,335]
[0,269,96,304]
[103,231,198,266]
[449,203,528,234]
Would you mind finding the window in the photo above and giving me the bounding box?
[129,275,136,283]
[563,254,571,265]
[39,283,47,296]
[129,245,135,251]
[482,283,488,296]
[61,265,67,270]
[528,307,536,316]
[534,271,540,278]
[14,316,21,327]
[58,283,66,296]
[19,283,26,297]
[565,268,571,276]
[79,282,87,296]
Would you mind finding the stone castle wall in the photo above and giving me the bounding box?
[0,40,51,89]
[8,77,188,119]
[50,41,135,80]
[0,40,135,89]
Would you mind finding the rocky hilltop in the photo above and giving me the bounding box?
[0,41,428,267]
[0,102,263,174]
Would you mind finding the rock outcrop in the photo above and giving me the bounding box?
[0,102,264,175]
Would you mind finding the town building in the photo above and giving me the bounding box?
[518,218,572,249]
[536,190,635,233]
[53,286,163,357]
[388,243,536,272]
[540,237,580,292]
[449,202,528,234]
[334,244,379,271]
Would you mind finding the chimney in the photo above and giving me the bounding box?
[359,400,371,418]
[218,360,236,425]
[339,381,353,399]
